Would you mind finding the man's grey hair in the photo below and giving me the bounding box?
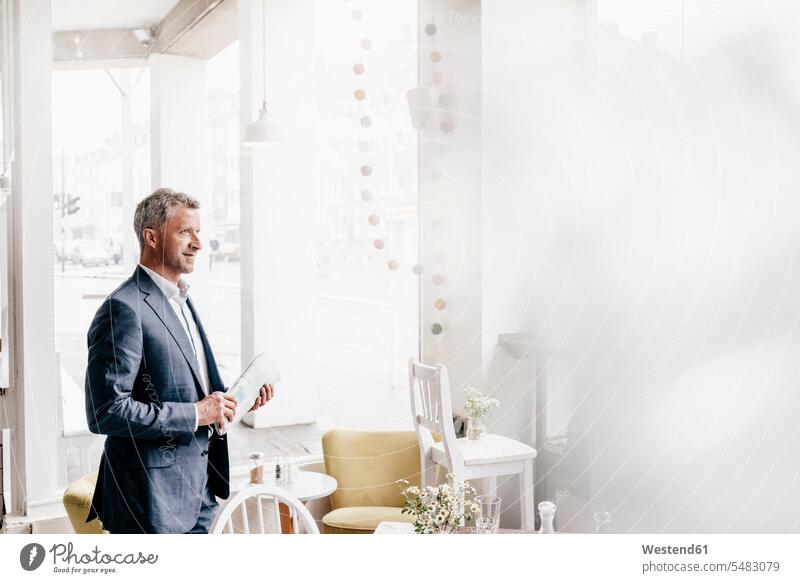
[133,187,200,250]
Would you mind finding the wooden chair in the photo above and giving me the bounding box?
[408,359,537,530]
[209,484,320,534]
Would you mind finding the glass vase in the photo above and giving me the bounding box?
[466,417,486,441]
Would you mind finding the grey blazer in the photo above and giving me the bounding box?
[84,265,230,533]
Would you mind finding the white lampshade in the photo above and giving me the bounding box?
[242,106,285,146]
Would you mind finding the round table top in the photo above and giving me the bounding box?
[241,471,337,502]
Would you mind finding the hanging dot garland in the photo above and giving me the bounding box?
[351,3,401,272]
[406,9,450,334]
[346,3,451,334]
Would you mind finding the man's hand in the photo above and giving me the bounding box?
[196,391,238,430]
[249,383,275,412]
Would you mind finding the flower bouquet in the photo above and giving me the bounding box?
[464,387,500,441]
[397,476,479,534]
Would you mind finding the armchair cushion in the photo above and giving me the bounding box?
[322,506,414,534]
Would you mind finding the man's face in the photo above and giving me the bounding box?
[151,206,202,275]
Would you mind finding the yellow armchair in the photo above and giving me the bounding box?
[321,430,422,534]
[63,471,107,534]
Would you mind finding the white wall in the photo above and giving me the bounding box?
[482,0,800,532]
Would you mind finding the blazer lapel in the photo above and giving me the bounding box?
[134,266,205,394]
[187,296,225,391]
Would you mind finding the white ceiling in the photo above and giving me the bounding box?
[51,0,180,31]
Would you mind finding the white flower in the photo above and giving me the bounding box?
[399,476,479,533]
[464,387,500,420]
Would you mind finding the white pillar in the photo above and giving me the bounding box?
[239,0,317,427]
[148,53,212,294]
[7,0,61,518]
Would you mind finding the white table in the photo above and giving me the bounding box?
[374,521,416,534]
[374,521,537,534]
[260,470,337,502]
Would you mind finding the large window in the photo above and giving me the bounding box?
[201,41,242,384]
[52,66,150,376]
[246,0,419,431]
[311,2,418,429]
[52,66,151,480]
[48,2,420,485]
[52,44,244,480]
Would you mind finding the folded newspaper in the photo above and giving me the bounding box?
[213,352,280,435]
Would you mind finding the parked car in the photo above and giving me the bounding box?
[66,240,113,267]
[210,240,240,262]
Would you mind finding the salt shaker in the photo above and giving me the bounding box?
[538,501,557,534]
[249,451,265,485]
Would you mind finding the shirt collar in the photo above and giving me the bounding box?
[139,263,190,302]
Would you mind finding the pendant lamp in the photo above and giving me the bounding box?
[243,0,285,145]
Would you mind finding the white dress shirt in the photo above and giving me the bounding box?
[139,264,209,431]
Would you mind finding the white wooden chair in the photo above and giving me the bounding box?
[209,484,320,534]
[408,359,537,530]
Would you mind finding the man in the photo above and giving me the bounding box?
[85,187,273,534]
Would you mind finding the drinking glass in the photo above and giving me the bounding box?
[475,495,502,534]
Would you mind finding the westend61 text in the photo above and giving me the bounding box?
[642,544,708,555]
[49,543,159,565]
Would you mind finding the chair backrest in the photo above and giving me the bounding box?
[408,359,463,470]
[209,484,320,534]
[322,429,422,510]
